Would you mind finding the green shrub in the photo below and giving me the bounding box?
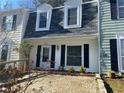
[58,66,64,71]
[107,71,116,78]
[80,67,86,73]
[68,67,75,73]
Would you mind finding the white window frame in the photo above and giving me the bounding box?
[117,0,124,19]
[65,45,82,68]
[35,10,52,31]
[0,42,11,62]
[117,36,124,72]
[3,15,13,31]
[64,5,82,29]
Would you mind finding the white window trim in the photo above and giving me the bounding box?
[64,5,82,29]
[4,15,13,31]
[65,45,82,67]
[117,0,124,19]
[0,42,11,62]
[117,35,124,72]
[35,10,52,31]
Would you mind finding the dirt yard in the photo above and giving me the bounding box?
[20,74,98,93]
[104,77,124,93]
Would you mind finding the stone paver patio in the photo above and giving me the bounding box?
[21,74,99,93]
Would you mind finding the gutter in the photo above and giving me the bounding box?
[98,0,101,74]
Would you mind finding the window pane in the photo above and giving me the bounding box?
[1,45,8,61]
[118,0,124,6]
[2,16,6,30]
[68,8,77,25]
[82,0,94,2]
[5,16,13,31]
[119,7,124,18]
[39,12,47,28]
[67,46,81,66]
[6,23,13,31]
[42,47,49,62]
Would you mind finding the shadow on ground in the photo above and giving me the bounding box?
[104,81,113,93]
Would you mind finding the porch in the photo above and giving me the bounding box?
[29,35,99,72]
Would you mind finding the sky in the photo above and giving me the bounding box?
[0,0,35,11]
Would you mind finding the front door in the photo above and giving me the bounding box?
[41,46,51,69]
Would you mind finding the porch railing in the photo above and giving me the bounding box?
[0,60,27,72]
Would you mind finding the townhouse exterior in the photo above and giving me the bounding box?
[24,0,99,72]
[100,0,124,73]
[0,9,29,62]
[1,0,124,74]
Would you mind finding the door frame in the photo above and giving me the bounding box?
[41,45,51,63]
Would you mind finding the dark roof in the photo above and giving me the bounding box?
[24,2,98,39]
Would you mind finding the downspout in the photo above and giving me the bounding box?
[98,0,101,74]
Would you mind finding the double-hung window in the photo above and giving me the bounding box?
[64,6,82,28]
[67,46,82,66]
[0,44,9,61]
[3,16,13,31]
[64,0,82,28]
[35,4,52,31]
[118,0,124,18]
[39,12,47,29]
[68,8,78,25]
[36,10,52,31]
[2,15,17,31]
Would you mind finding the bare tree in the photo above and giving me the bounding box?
[18,0,40,9]
[38,0,66,7]
[0,0,11,61]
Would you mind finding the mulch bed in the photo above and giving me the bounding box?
[34,69,95,77]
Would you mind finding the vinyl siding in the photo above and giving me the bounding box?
[0,9,29,61]
[100,1,124,73]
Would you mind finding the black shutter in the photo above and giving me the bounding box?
[84,44,89,68]
[36,45,41,67]
[110,0,117,20]
[110,39,118,72]
[51,45,56,68]
[12,15,17,30]
[60,45,65,67]
[2,16,6,30]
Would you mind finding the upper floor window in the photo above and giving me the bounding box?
[68,8,78,25]
[36,4,52,31]
[2,15,17,31]
[118,0,124,18]
[39,12,47,28]
[64,0,82,29]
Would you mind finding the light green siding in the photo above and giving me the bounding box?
[100,1,124,73]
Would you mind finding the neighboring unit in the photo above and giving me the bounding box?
[100,0,124,73]
[24,0,99,72]
[0,9,29,61]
